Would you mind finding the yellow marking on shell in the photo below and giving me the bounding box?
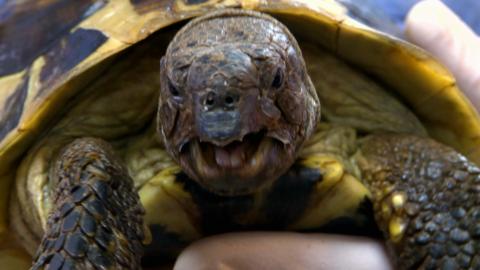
[17,37,123,136]
[0,71,26,110]
[77,0,347,51]
[240,0,259,10]
[80,0,162,43]
[389,216,407,243]
[27,56,46,100]
[0,57,47,149]
[391,192,406,211]
[175,0,241,12]
[0,70,37,171]
[253,0,346,19]
[0,69,25,233]
[139,166,201,241]
[0,37,122,162]
[80,0,235,44]
[292,0,345,15]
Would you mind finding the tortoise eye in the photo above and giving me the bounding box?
[168,81,180,96]
[271,68,283,89]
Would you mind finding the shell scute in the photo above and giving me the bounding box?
[0,0,106,77]
[38,28,107,94]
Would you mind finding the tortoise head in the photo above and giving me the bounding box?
[157,10,320,195]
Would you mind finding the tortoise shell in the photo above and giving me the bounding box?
[1,0,479,267]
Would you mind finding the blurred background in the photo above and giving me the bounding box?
[341,0,480,37]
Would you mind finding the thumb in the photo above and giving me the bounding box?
[405,0,480,111]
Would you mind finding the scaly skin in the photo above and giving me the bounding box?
[358,134,480,269]
[31,138,147,270]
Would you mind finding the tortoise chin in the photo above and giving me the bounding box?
[179,131,294,196]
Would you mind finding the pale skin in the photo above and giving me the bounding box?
[173,1,480,269]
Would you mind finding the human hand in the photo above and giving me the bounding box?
[174,232,392,270]
[405,0,480,111]
[173,1,480,269]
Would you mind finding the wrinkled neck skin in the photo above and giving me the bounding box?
[157,9,320,196]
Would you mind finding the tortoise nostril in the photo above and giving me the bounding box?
[203,91,239,111]
[225,96,234,105]
[206,98,215,106]
[224,91,239,109]
[205,92,216,107]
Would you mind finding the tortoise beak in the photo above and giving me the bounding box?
[196,109,241,144]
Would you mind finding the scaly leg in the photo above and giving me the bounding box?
[358,134,479,269]
[31,138,148,270]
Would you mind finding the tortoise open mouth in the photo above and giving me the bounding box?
[199,131,265,169]
[180,131,285,195]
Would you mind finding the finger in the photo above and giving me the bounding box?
[173,232,393,270]
[405,0,480,111]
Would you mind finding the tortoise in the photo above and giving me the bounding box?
[0,0,479,269]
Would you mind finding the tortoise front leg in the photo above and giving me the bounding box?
[358,134,479,269]
[31,138,148,270]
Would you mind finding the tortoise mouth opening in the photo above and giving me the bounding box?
[179,130,286,194]
[198,131,265,169]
